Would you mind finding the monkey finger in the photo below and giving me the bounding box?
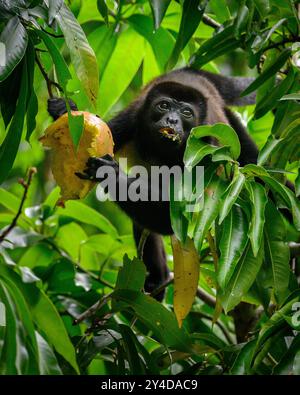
[75,171,91,180]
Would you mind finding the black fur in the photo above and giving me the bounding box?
[47,68,259,300]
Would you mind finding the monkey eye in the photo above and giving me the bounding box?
[181,108,194,118]
[157,101,170,111]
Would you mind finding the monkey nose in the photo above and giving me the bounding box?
[166,117,178,125]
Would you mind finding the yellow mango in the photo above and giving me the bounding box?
[40,111,114,204]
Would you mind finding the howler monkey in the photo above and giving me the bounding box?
[48,68,258,300]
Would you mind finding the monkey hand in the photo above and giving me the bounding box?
[75,155,119,182]
[47,97,78,120]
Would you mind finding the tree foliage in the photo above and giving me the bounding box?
[0,0,300,375]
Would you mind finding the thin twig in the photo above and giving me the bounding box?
[207,230,218,272]
[137,229,150,260]
[202,14,221,29]
[150,272,174,298]
[73,292,113,325]
[41,26,64,38]
[0,168,37,243]
[35,53,63,98]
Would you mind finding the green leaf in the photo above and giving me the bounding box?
[55,222,87,261]
[98,27,144,116]
[149,0,172,29]
[23,284,79,373]
[190,26,241,68]
[253,295,300,363]
[253,0,270,17]
[56,200,118,238]
[168,0,208,69]
[218,205,248,289]
[194,172,228,250]
[36,332,62,375]
[97,0,108,25]
[67,110,84,150]
[0,16,28,82]
[230,340,256,374]
[0,281,21,374]
[246,182,268,257]
[0,55,28,184]
[119,324,146,374]
[280,93,300,100]
[264,202,290,303]
[219,171,246,224]
[184,124,240,168]
[221,241,264,313]
[254,68,295,119]
[209,0,231,23]
[296,168,300,197]
[0,188,20,212]
[48,0,63,24]
[128,14,175,71]
[242,48,291,96]
[114,255,146,293]
[57,4,99,107]
[35,29,71,91]
[257,136,282,165]
[112,290,193,352]
[261,175,300,230]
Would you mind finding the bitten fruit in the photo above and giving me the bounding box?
[40,111,114,204]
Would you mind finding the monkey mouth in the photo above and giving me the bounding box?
[159,127,181,142]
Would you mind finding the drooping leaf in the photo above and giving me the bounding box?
[217,205,248,289]
[0,55,28,184]
[171,235,200,327]
[56,200,118,238]
[48,0,64,24]
[98,27,144,116]
[56,4,99,107]
[218,171,246,224]
[194,172,228,251]
[0,16,28,82]
[254,68,295,119]
[168,0,208,69]
[264,202,290,303]
[97,0,108,25]
[221,241,264,313]
[246,181,268,257]
[112,290,193,352]
[242,48,291,96]
[35,29,71,91]
[148,0,171,29]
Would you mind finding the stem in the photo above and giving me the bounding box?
[73,292,113,325]
[207,230,218,272]
[35,52,63,98]
[151,272,174,298]
[137,229,150,260]
[202,14,220,29]
[0,168,36,243]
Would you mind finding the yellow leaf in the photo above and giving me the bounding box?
[171,235,200,327]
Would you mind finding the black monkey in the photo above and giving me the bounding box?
[48,68,258,300]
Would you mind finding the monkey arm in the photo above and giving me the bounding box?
[77,156,173,235]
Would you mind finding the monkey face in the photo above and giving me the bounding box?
[150,96,197,145]
[136,82,205,164]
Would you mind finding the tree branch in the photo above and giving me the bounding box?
[0,168,36,244]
